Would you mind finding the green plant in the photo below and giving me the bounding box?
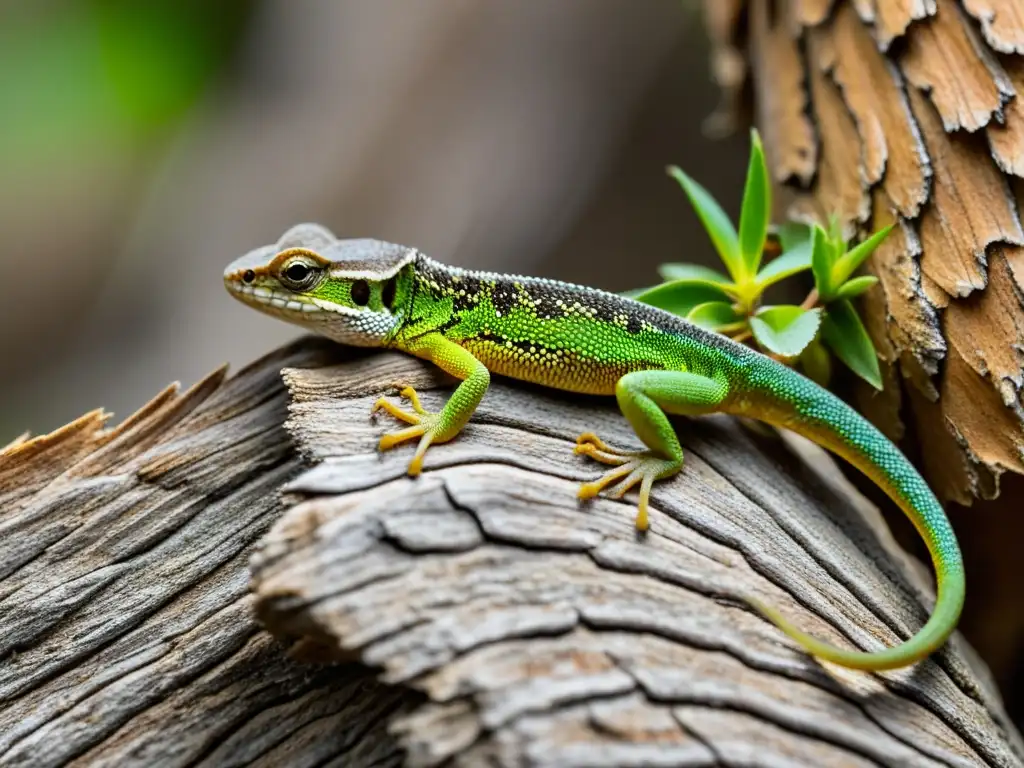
[628,129,891,389]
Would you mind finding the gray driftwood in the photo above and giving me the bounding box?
[2,338,1022,767]
[0,339,407,768]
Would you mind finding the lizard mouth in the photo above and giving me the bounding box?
[225,279,322,314]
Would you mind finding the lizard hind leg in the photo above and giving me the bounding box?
[574,370,728,531]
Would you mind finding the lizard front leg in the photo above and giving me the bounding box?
[372,334,489,475]
[576,369,728,531]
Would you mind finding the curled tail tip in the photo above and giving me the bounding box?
[743,596,935,672]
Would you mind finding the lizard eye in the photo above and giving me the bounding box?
[278,257,321,291]
[285,263,310,282]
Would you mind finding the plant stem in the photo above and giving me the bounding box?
[800,288,819,311]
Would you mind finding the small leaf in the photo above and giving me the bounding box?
[777,220,812,253]
[667,165,743,281]
[833,274,879,299]
[749,305,822,358]
[657,262,733,286]
[686,301,743,331]
[738,129,771,279]
[810,224,834,299]
[800,337,832,387]
[629,279,732,317]
[827,213,843,245]
[755,241,813,290]
[831,224,894,287]
[821,299,882,389]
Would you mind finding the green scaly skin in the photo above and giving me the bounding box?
[224,223,964,672]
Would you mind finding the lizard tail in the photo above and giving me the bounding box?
[737,362,965,671]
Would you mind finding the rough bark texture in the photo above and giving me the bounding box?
[251,345,1022,767]
[4,337,1022,765]
[0,339,411,768]
[704,0,1024,506]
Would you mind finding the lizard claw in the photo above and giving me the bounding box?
[574,431,680,531]
[373,386,451,476]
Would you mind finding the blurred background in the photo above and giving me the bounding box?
[0,0,748,438]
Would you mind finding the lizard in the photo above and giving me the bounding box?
[224,222,964,672]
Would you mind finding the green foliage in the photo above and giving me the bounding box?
[0,1,253,171]
[665,166,744,284]
[749,306,821,359]
[631,128,895,390]
[821,300,883,390]
[687,301,744,332]
[738,130,771,279]
[625,279,731,317]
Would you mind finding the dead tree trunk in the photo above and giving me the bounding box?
[704,0,1024,719]
[4,337,1012,766]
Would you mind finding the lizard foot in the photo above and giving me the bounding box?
[371,386,445,475]
[574,432,680,531]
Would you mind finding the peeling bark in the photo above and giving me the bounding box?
[703,0,1024,505]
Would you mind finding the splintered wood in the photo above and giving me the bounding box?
[707,0,1024,504]
[0,340,408,768]
[250,349,1022,767]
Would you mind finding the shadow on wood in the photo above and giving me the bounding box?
[2,338,1021,767]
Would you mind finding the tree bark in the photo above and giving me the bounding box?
[706,0,1024,505]
[704,0,1024,722]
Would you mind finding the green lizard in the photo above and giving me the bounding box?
[224,222,964,672]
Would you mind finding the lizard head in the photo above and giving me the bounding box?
[223,223,416,347]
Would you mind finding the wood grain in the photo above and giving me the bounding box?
[251,347,1023,767]
[0,339,408,768]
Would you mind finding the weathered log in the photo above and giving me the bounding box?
[3,337,1021,766]
[251,345,1023,767]
[0,340,410,768]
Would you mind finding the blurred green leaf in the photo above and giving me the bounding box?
[686,301,743,331]
[834,274,879,300]
[666,165,743,282]
[826,213,843,245]
[755,242,813,290]
[821,299,882,389]
[657,263,733,286]
[749,305,821,358]
[777,220,812,253]
[629,279,732,317]
[738,129,771,279]
[810,224,834,299]
[800,337,832,387]
[831,224,894,288]
[0,0,252,171]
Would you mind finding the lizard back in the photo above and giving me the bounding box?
[393,256,752,395]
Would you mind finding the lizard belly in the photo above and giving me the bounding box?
[460,338,646,396]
